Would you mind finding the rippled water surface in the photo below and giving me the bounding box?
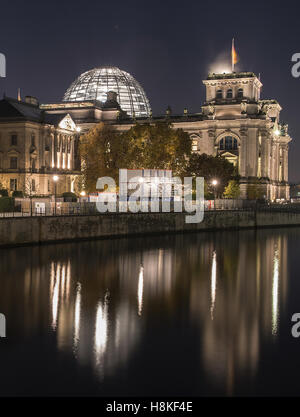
[1,228,300,396]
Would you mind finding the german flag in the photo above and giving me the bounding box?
[232,38,238,71]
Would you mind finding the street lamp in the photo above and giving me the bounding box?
[80,191,86,197]
[53,175,59,215]
[212,179,218,209]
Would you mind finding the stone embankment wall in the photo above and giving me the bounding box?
[0,210,299,247]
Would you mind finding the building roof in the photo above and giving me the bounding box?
[0,97,43,122]
[206,72,257,80]
[0,97,74,126]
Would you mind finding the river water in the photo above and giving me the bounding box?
[0,228,300,396]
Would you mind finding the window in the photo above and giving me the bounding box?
[10,179,17,191]
[216,89,223,99]
[11,134,17,146]
[48,180,51,193]
[226,89,233,99]
[45,136,50,151]
[10,157,18,169]
[32,179,36,192]
[237,88,243,99]
[31,134,35,146]
[192,140,198,151]
[219,136,238,151]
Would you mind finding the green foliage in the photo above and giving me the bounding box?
[223,180,240,199]
[204,181,214,200]
[0,189,8,197]
[12,190,23,198]
[80,123,127,193]
[63,192,77,202]
[122,122,191,176]
[80,121,192,192]
[186,153,237,195]
[0,197,14,212]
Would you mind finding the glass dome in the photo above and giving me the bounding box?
[63,66,151,118]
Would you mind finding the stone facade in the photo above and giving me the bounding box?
[0,72,292,200]
[0,97,81,196]
[110,73,291,200]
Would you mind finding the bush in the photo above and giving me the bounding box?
[0,197,15,212]
[0,189,8,197]
[62,192,77,202]
[12,190,24,198]
[223,180,240,199]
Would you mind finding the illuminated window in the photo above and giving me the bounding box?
[10,179,17,191]
[192,140,198,151]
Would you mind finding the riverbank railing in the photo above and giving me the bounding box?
[0,200,299,218]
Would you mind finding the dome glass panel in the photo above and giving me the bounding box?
[63,66,151,118]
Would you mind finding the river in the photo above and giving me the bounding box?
[0,228,300,396]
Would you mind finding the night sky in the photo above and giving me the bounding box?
[1,0,300,181]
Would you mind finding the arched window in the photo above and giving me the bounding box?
[226,89,233,99]
[216,89,223,99]
[237,88,243,99]
[219,136,238,151]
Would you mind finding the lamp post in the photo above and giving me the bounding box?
[53,175,59,215]
[212,179,218,209]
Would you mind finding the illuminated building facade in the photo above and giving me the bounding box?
[0,69,291,199]
[0,96,81,195]
[45,70,291,200]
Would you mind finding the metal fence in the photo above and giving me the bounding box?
[0,199,299,218]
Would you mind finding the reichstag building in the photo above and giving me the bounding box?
[0,65,291,199]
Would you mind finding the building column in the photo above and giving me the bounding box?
[239,127,248,177]
[283,145,289,182]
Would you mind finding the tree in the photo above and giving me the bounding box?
[121,122,191,176]
[80,121,192,192]
[0,175,8,195]
[186,153,237,196]
[23,175,39,215]
[223,180,240,199]
[80,123,126,192]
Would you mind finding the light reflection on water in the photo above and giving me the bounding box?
[0,228,297,396]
